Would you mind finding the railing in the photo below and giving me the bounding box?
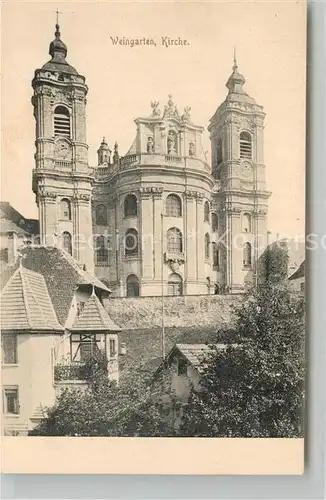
[55,160,72,169]
[165,154,182,162]
[123,154,138,164]
[54,361,86,382]
[165,251,185,263]
[93,153,211,178]
[94,166,111,177]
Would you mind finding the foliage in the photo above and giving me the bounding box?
[257,241,289,285]
[29,355,176,437]
[54,363,84,382]
[179,281,305,437]
[53,349,109,383]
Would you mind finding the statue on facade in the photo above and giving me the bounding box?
[163,94,179,119]
[113,141,119,164]
[189,142,195,157]
[167,130,177,154]
[147,136,154,154]
[181,105,191,122]
[150,101,161,117]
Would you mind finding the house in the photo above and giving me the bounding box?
[0,202,39,265]
[289,260,305,294]
[153,343,228,427]
[0,246,121,436]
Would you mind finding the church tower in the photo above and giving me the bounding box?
[32,21,94,272]
[208,56,270,293]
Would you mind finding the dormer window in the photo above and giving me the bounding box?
[54,105,70,138]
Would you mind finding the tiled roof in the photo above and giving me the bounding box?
[0,201,39,235]
[0,247,111,326]
[62,250,111,291]
[289,260,305,281]
[0,219,28,235]
[118,326,236,374]
[19,246,110,326]
[0,265,63,331]
[174,343,227,368]
[71,293,121,332]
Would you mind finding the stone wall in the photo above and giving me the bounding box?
[105,294,242,330]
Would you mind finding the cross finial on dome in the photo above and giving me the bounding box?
[54,8,62,37]
[233,46,238,72]
[49,9,67,59]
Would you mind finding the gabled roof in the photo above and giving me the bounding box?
[289,260,305,281]
[174,343,227,369]
[71,293,121,332]
[0,219,29,236]
[0,246,111,326]
[0,265,63,332]
[0,201,39,235]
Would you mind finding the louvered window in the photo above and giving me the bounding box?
[240,132,252,159]
[54,106,71,138]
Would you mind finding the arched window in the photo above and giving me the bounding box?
[62,231,72,255]
[243,242,252,267]
[124,194,138,217]
[54,105,70,138]
[212,213,218,232]
[124,229,139,257]
[212,242,219,268]
[126,274,140,297]
[95,235,108,265]
[205,233,210,259]
[167,227,183,254]
[168,273,183,296]
[206,277,211,294]
[240,132,252,159]
[242,213,251,233]
[204,201,210,222]
[60,198,71,220]
[166,194,182,217]
[96,205,107,225]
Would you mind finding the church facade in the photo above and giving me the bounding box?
[31,23,270,297]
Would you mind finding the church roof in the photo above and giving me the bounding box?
[71,293,121,332]
[209,58,259,126]
[41,23,78,75]
[0,265,62,332]
[125,136,137,156]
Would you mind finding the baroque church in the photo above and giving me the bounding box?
[31,22,270,297]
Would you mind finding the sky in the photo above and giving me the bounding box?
[1,1,306,238]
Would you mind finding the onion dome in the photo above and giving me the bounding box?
[41,22,78,75]
[49,23,67,59]
[225,52,256,105]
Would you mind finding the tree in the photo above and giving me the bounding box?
[29,351,175,437]
[179,280,304,437]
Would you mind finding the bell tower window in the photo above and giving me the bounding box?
[240,132,252,159]
[54,105,71,138]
